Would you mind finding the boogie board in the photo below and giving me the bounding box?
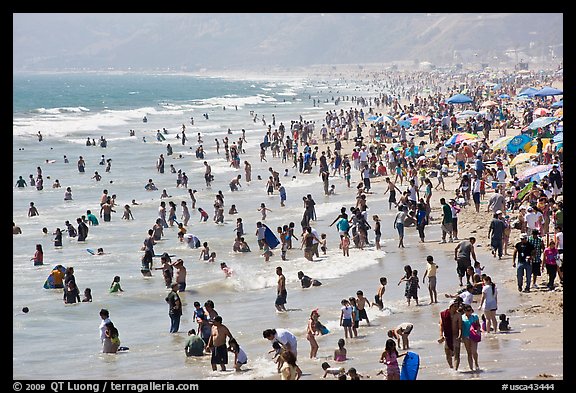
[86,248,95,255]
[157,133,166,141]
[400,351,420,380]
[43,265,66,289]
[263,226,280,249]
[319,324,330,335]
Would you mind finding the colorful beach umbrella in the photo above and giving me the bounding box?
[446,94,473,104]
[524,138,551,154]
[397,119,412,128]
[553,108,563,118]
[444,132,478,146]
[533,108,550,117]
[491,135,515,151]
[506,134,533,153]
[410,115,429,125]
[518,164,552,180]
[376,114,394,123]
[510,153,535,167]
[527,117,558,130]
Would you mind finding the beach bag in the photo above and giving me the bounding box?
[469,320,481,343]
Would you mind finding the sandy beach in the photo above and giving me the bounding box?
[13,66,563,382]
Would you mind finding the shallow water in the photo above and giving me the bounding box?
[13,72,563,380]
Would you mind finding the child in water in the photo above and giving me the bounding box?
[82,288,92,302]
[220,262,233,278]
[341,233,350,257]
[258,203,272,220]
[262,240,273,262]
[109,276,124,293]
[320,233,327,254]
[378,339,406,380]
[227,338,248,371]
[334,338,347,362]
[198,208,209,222]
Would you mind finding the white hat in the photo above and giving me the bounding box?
[496,210,503,215]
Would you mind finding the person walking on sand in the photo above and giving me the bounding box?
[438,300,462,371]
[440,198,453,243]
[422,255,439,303]
[513,233,535,292]
[454,237,478,287]
[275,266,287,312]
[205,316,234,371]
[488,210,505,259]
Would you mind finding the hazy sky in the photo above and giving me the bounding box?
[13,13,563,71]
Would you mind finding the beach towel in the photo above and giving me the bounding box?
[440,309,453,351]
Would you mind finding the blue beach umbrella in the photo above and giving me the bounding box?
[534,86,563,97]
[498,94,511,99]
[446,94,473,104]
[517,87,539,97]
[506,134,533,154]
[367,115,379,121]
[376,114,394,123]
[551,100,563,108]
[552,132,563,143]
[527,117,558,130]
[397,119,412,128]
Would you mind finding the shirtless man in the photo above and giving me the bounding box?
[204,161,212,187]
[99,200,116,222]
[438,301,462,370]
[383,177,401,210]
[205,316,234,371]
[275,266,287,312]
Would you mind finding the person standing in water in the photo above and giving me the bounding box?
[275,266,287,312]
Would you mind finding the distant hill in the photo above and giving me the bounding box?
[13,13,563,72]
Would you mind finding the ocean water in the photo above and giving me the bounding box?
[13,72,562,381]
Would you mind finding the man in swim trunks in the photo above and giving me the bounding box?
[275,266,287,312]
[205,316,234,371]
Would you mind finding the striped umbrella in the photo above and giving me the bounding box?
[518,164,552,180]
[491,135,515,150]
[444,132,478,146]
[510,152,535,166]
